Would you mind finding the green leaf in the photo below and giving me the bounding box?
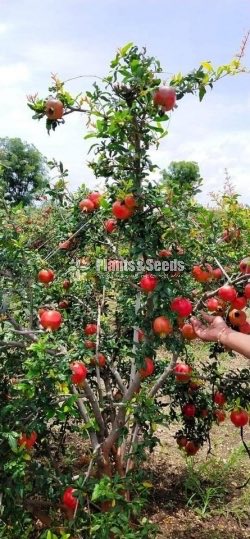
[119,42,133,57]
[199,86,206,101]
[8,434,18,453]
[100,198,110,210]
[111,527,121,534]
[46,532,58,539]
[84,132,97,140]
[201,61,213,72]
[148,125,164,133]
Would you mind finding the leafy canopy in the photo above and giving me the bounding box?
[0,137,49,206]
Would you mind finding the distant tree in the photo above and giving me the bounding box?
[0,137,49,205]
[161,161,203,196]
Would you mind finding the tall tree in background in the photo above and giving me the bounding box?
[0,137,49,205]
[161,161,203,195]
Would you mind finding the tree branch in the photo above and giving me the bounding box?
[95,287,105,405]
[193,274,250,312]
[0,340,26,350]
[72,385,99,449]
[83,380,107,439]
[130,293,141,382]
[149,352,178,398]
[102,373,141,454]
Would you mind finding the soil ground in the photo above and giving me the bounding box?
[147,344,250,539]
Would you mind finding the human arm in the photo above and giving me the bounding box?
[191,312,250,360]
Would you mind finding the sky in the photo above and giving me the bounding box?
[1,0,250,204]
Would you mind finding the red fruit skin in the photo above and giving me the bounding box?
[62,487,77,510]
[84,323,97,335]
[177,436,187,448]
[182,403,196,417]
[139,274,158,293]
[200,409,209,418]
[152,316,172,337]
[38,308,46,319]
[38,269,55,284]
[244,283,250,299]
[192,264,213,283]
[19,432,37,449]
[189,380,201,392]
[214,409,226,423]
[158,249,172,257]
[137,329,145,342]
[239,257,250,274]
[228,309,246,327]
[139,358,154,378]
[40,310,62,330]
[170,297,193,317]
[124,194,137,209]
[153,87,176,111]
[218,285,237,302]
[25,432,37,449]
[185,441,200,456]
[70,362,88,384]
[231,296,247,310]
[104,219,117,233]
[88,192,101,208]
[85,340,96,349]
[230,409,249,427]
[112,201,133,220]
[206,298,219,311]
[63,279,71,290]
[79,199,95,212]
[213,391,226,406]
[239,321,250,334]
[212,268,223,279]
[59,239,72,250]
[181,323,196,340]
[97,353,106,367]
[45,98,64,120]
[58,300,69,309]
[174,363,192,383]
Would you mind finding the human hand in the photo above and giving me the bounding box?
[191,311,229,342]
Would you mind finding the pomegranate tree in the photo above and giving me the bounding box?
[0,44,249,539]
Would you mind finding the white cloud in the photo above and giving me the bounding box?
[0,23,10,35]
[0,63,30,85]
[0,8,249,204]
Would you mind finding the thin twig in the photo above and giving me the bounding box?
[125,423,140,474]
[44,221,91,261]
[213,257,231,283]
[95,287,105,405]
